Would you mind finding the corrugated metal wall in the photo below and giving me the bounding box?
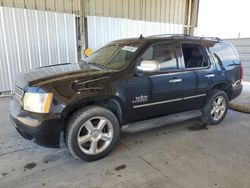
[1,0,188,24]
[0,6,77,92]
[87,0,187,50]
[0,0,198,92]
[86,0,186,24]
[227,38,250,82]
[1,0,80,14]
[87,16,184,50]
[1,0,198,53]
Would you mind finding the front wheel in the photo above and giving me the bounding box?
[65,106,120,161]
[201,90,229,125]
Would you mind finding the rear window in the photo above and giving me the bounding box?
[209,42,240,67]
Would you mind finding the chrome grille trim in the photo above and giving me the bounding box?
[14,86,24,102]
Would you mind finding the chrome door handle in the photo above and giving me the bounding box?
[169,78,182,83]
[205,74,215,78]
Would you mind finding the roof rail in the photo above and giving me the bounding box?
[147,34,190,37]
[200,36,223,41]
[147,34,223,42]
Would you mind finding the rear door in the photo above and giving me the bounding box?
[127,41,184,122]
[179,42,217,110]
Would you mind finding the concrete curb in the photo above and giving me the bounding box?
[0,95,11,98]
[229,103,250,114]
[0,91,12,98]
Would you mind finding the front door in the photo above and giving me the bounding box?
[127,42,184,123]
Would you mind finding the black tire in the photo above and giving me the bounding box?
[65,106,120,161]
[201,89,229,125]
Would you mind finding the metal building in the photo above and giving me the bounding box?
[0,0,199,93]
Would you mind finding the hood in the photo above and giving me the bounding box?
[15,63,115,89]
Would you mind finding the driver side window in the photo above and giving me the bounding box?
[141,43,178,71]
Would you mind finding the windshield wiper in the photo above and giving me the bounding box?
[80,61,90,68]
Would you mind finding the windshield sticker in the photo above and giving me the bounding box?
[122,46,138,52]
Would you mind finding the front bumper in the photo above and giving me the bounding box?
[9,99,62,148]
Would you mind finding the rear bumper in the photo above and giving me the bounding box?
[9,99,62,148]
[230,84,243,100]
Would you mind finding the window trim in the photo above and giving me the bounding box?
[180,42,212,71]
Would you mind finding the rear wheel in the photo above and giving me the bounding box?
[201,90,228,125]
[65,106,120,161]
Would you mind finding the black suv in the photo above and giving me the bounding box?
[10,35,243,161]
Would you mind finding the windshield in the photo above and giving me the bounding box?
[84,42,142,70]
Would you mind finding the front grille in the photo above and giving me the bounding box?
[14,86,24,103]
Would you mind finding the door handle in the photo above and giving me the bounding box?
[205,74,215,78]
[169,78,182,83]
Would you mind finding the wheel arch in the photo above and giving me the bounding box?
[60,96,126,131]
[210,81,232,99]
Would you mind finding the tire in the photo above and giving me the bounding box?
[65,106,120,161]
[201,89,229,125]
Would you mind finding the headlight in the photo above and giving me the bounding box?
[23,93,53,113]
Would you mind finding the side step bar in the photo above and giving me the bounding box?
[121,110,202,133]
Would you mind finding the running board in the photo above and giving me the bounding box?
[121,110,202,133]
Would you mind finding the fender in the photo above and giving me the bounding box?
[60,95,127,127]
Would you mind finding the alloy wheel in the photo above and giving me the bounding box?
[77,117,114,155]
[210,96,226,121]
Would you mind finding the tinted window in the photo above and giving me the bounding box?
[181,43,208,68]
[142,44,177,71]
[209,42,240,67]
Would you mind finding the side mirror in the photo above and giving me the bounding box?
[137,60,160,73]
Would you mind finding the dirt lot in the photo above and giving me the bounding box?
[1,97,250,188]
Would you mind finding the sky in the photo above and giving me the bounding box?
[196,0,250,39]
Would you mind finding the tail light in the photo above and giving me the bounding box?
[240,63,243,83]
